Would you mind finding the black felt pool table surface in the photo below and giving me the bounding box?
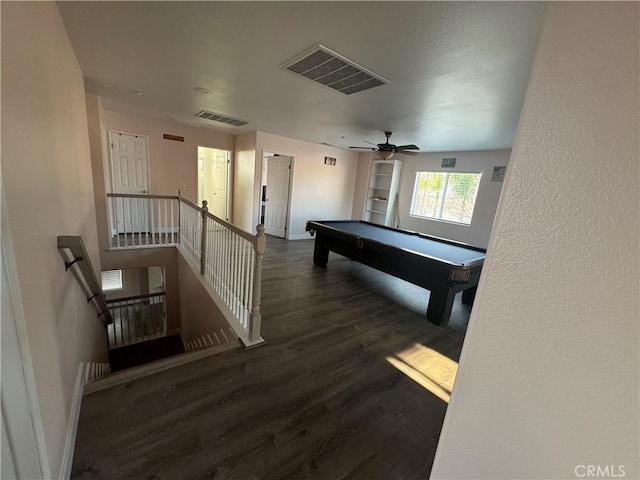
[313,221,485,265]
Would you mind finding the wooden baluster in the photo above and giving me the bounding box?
[248,224,266,344]
[200,200,208,275]
[208,220,213,287]
[145,197,150,246]
[120,198,126,247]
[170,198,175,244]
[127,197,133,247]
[241,240,247,325]
[175,199,179,245]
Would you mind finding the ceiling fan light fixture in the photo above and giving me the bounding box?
[377,151,394,160]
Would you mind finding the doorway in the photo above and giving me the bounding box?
[109,132,150,234]
[197,146,231,221]
[263,153,292,238]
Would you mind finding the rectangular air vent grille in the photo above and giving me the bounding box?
[195,110,248,127]
[282,44,389,95]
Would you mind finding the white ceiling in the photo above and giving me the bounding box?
[58,1,547,152]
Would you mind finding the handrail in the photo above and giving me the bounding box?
[57,236,113,325]
[103,192,266,348]
[178,195,255,242]
[106,291,167,304]
[178,198,266,347]
[106,291,167,348]
[106,193,179,200]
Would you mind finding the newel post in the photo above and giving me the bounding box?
[249,224,266,343]
[200,200,208,275]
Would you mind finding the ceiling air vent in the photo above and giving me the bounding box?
[195,110,248,127]
[282,44,389,95]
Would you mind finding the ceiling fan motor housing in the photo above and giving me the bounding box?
[349,131,420,156]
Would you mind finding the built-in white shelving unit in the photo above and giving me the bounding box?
[363,159,402,227]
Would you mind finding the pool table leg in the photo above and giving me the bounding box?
[312,237,330,267]
[426,288,456,325]
[461,285,478,306]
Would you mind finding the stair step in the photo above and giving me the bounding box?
[84,340,240,395]
[108,331,185,372]
[185,327,238,352]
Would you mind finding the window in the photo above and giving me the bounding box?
[410,172,482,225]
[101,269,123,292]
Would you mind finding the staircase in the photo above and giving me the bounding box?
[85,331,241,394]
[184,327,238,352]
[107,325,239,372]
[107,329,185,372]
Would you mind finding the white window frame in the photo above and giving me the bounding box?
[101,269,123,292]
[410,171,482,226]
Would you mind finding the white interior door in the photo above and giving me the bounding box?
[211,151,229,220]
[265,155,291,238]
[197,147,230,221]
[110,132,150,234]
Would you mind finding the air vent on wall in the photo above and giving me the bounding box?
[282,44,389,95]
[195,110,248,127]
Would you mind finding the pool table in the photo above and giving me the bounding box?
[305,220,486,325]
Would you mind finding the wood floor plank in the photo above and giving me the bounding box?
[72,236,469,480]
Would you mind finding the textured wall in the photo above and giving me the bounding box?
[233,131,258,232]
[176,255,231,342]
[352,150,510,248]
[1,3,107,477]
[256,132,359,239]
[100,110,235,204]
[431,3,639,479]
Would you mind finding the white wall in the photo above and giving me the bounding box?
[256,132,359,239]
[431,3,639,479]
[101,110,235,204]
[352,150,510,248]
[350,152,373,223]
[177,255,232,342]
[85,97,184,332]
[233,131,258,232]
[1,3,107,477]
[400,150,509,248]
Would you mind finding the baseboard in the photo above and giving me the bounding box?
[59,363,87,480]
[286,233,315,241]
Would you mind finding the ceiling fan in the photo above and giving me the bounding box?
[349,131,420,160]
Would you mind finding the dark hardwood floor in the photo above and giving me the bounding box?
[72,236,470,480]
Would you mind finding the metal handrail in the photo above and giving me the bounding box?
[106,193,179,200]
[106,291,167,304]
[57,236,113,325]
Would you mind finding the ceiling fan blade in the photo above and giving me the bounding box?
[363,141,378,146]
[397,150,420,156]
[396,144,420,150]
[349,146,377,151]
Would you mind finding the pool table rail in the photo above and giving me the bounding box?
[305,219,486,325]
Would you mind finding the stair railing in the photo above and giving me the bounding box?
[57,236,113,326]
[178,196,265,347]
[104,192,266,348]
[106,193,180,249]
[106,292,167,348]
